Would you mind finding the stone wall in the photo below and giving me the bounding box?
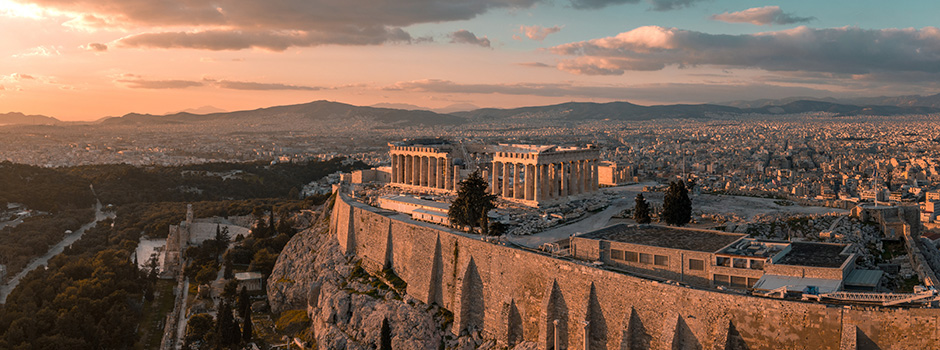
[332,192,940,350]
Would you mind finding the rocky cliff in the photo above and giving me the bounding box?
[267,202,536,349]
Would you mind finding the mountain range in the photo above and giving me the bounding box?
[720,93,940,109]
[0,112,60,126]
[4,94,940,127]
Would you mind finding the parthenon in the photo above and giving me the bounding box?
[490,144,599,204]
[387,139,600,205]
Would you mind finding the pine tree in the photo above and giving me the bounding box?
[215,302,241,347]
[237,287,251,319]
[662,180,692,226]
[448,171,497,235]
[242,311,253,343]
[633,194,651,224]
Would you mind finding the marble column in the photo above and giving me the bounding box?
[592,159,599,192]
[492,162,500,195]
[502,162,511,198]
[405,155,412,185]
[534,164,543,202]
[569,161,578,195]
[578,159,589,193]
[399,155,406,184]
[444,159,453,190]
[559,162,567,197]
[430,157,437,189]
[513,163,522,199]
[439,157,446,189]
[548,164,556,199]
[390,154,397,183]
[453,165,461,191]
[524,164,534,201]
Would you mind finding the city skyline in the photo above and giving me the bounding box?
[2,0,940,120]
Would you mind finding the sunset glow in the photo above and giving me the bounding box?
[2,0,939,120]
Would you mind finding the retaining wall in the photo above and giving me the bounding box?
[331,193,940,350]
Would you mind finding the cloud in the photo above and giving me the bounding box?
[81,42,108,51]
[449,30,491,48]
[551,26,940,75]
[21,0,538,50]
[117,76,323,90]
[385,79,835,102]
[569,0,703,11]
[516,62,553,68]
[11,45,60,58]
[119,28,412,51]
[518,25,562,41]
[206,79,321,91]
[711,6,814,26]
[117,79,204,89]
[11,73,35,80]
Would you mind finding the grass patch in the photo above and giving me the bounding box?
[381,268,407,292]
[275,309,311,335]
[881,241,906,262]
[134,279,177,350]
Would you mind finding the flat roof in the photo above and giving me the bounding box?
[776,242,849,268]
[380,195,450,212]
[753,274,842,294]
[235,272,263,280]
[844,269,883,288]
[579,224,745,253]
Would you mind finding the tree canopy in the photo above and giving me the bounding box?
[448,171,497,235]
[661,180,692,226]
[633,193,651,224]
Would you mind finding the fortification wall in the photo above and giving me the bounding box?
[332,193,940,350]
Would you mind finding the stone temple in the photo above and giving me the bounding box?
[387,139,600,205]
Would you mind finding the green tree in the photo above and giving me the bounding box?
[448,171,497,235]
[248,248,277,277]
[215,224,231,261]
[633,193,652,224]
[237,286,251,319]
[222,279,239,303]
[242,311,253,343]
[185,313,214,343]
[215,302,241,347]
[662,180,692,226]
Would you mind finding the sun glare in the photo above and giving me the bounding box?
[0,0,47,19]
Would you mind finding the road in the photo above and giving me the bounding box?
[0,186,115,303]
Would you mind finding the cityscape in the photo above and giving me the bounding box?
[3,0,940,349]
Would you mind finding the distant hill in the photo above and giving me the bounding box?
[165,105,227,115]
[0,112,59,126]
[9,97,940,129]
[100,100,464,126]
[452,100,937,121]
[453,101,741,121]
[721,93,940,109]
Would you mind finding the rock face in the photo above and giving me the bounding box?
[268,204,535,349]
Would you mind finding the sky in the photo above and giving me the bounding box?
[1,0,939,120]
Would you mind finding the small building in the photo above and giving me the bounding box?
[570,224,859,292]
[377,195,451,226]
[235,272,264,292]
[351,167,391,184]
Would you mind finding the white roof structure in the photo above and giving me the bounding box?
[752,274,842,294]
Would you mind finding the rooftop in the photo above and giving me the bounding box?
[776,242,850,268]
[579,224,745,253]
[718,238,788,258]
